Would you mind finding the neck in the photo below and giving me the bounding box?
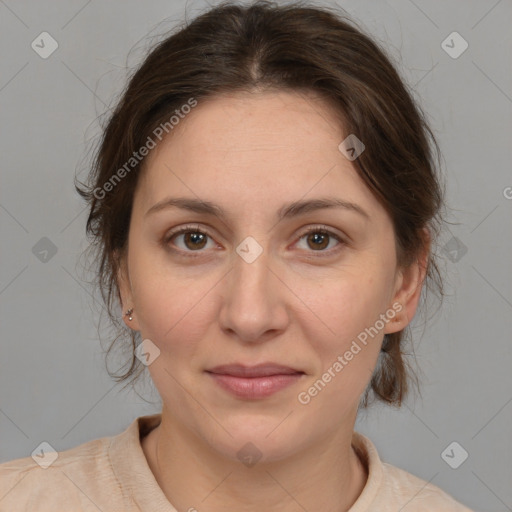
[142,412,368,512]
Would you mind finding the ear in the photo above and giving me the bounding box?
[384,228,430,335]
[115,249,140,331]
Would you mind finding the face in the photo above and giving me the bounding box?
[118,90,426,462]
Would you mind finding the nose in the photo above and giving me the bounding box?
[218,240,289,344]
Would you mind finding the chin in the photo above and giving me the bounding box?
[199,413,309,465]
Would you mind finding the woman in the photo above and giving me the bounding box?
[0,1,474,510]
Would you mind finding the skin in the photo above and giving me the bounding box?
[117,89,429,511]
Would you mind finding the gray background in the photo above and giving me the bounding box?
[1,1,511,510]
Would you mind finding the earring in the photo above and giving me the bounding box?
[125,308,134,321]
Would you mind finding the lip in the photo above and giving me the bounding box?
[206,363,305,399]
[207,363,303,377]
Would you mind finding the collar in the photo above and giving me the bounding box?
[108,414,383,510]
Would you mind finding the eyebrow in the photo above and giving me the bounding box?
[145,196,370,221]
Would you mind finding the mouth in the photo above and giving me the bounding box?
[207,363,304,377]
[205,363,305,399]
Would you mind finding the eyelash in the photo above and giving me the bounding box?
[163,224,345,259]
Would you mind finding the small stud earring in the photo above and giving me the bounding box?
[125,308,134,321]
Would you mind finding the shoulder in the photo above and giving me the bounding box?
[380,462,474,511]
[351,431,474,511]
[0,435,122,511]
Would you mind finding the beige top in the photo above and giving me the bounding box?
[0,413,474,511]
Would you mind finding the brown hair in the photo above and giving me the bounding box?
[76,0,446,407]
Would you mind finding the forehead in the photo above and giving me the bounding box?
[136,90,384,222]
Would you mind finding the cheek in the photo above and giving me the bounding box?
[130,253,218,355]
[297,267,392,404]
[295,279,386,411]
[304,270,389,348]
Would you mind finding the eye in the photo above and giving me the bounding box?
[163,224,344,258]
[164,224,217,256]
[295,225,344,255]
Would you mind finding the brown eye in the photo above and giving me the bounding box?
[181,231,208,250]
[164,224,344,259]
[165,226,215,254]
[306,231,330,250]
[296,227,344,255]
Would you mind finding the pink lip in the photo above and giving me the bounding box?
[206,363,305,399]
